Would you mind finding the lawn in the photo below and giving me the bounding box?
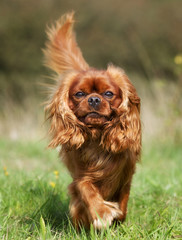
[0,138,181,239]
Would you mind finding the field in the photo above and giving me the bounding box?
[1,1,182,239]
[0,138,181,239]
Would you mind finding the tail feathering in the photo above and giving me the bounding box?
[44,12,89,74]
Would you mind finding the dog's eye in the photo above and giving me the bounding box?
[104,91,114,98]
[75,91,85,98]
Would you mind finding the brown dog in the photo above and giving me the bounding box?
[44,12,141,229]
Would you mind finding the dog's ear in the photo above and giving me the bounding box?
[44,12,89,74]
[101,65,141,156]
[45,73,86,149]
[44,12,89,149]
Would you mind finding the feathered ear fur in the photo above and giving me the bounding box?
[44,11,89,74]
[44,12,89,149]
[45,73,86,149]
[101,65,141,156]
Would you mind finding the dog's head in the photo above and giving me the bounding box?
[68,69,122,126]
[45,13,141,154]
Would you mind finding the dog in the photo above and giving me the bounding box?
[44,12,141,229]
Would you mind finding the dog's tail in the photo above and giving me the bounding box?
[44,12,89,74]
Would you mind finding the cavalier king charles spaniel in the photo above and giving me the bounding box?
[44,12,141,229]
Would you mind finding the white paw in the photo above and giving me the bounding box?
[93,218,110,229]
[92,201,123,229]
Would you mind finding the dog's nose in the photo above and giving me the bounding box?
[88,96,101,109]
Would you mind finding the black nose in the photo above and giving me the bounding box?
[88,96,101,109]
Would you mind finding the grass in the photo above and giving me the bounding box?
[0,138,182,239]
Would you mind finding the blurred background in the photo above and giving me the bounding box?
[0,0,182,143]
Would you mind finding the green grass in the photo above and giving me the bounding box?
[0,138,182,239]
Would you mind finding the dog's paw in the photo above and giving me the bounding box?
[92,201,123,229]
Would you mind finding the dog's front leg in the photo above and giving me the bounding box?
[117,181,132,222]
[76,179,123,229]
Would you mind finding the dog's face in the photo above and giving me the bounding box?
[68,70,122,127]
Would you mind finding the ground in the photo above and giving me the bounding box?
[0,138,181,239]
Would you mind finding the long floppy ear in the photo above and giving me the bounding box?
[44,13,89,149]
[44,11,89,74]
[101,65,141,156]
[45,73,86,149]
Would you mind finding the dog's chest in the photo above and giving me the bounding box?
[80,144,127,199]
[62,143,128,199]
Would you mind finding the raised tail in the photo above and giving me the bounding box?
[44,12,89,74]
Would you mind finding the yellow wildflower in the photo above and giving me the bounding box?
[174,54,182,65]
[53,170,59,179]
[49,181,56,188]
[3,166,9,176]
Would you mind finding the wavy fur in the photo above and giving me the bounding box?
[44,12,89,74]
